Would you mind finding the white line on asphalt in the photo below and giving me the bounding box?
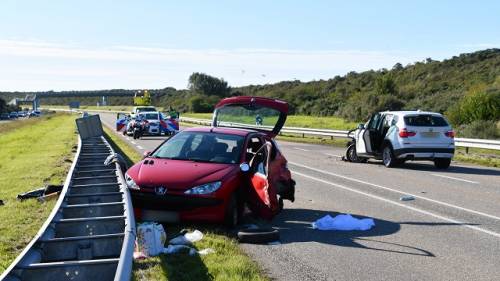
[289,161,500,221]
[131,141,137,145]
[136,145,144,150]
[326,153,343,158]
[431,174,479,184]
[292,171,500,239]
[294,147,309,152]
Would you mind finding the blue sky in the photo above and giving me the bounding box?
[0,0,498,91]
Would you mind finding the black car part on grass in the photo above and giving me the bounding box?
[17,185,63,201]
[237,227,280,244]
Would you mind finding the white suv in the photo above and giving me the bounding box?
[350,111,455,169]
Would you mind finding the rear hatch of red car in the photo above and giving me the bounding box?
[212,96,289,138]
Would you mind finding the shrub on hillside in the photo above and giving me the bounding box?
[457,120,499,140]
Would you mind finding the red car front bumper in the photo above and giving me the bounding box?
[130,190,228,223]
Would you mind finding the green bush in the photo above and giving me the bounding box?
[446,87,500,125]
[457,120,499,139]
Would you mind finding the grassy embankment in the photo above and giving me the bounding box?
[102,126,267,281]
[0,114,77,272]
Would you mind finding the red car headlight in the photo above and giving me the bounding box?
[184,181,222,195]
[125,173,140,190]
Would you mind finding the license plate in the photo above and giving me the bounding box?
[421,132,439,137]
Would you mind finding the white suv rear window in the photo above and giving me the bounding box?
[404,115,448,127]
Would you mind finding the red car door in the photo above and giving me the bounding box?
[246,141,279,220]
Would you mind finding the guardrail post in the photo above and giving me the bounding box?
[465,147,469,154]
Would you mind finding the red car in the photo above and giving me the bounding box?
[125,96,296,226]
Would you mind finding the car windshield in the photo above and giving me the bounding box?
[404,115,449,127]
[151,131,244,164]
[215,104,281,132]
[137,107,156,112]
[142,113,159,120]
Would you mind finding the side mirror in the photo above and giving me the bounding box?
[357,123,365,129]
[240,163,250,172]
[143,151,152,158]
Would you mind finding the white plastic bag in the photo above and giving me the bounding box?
[169,230,204,245]
[312,214,375,231]
[135,222,167,257]
[197,248,215,256]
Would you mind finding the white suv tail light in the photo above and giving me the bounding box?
[399,128,416,138]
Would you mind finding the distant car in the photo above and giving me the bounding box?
[125,96,296,226]
[130,106,157,118]
[0,113,10,120]
[349,111,455,169]
[9,112,18,119]
[18,111,28,118]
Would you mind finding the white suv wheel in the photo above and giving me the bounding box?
[383,146,394,167]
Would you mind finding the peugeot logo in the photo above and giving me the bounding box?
[155,186,167,195]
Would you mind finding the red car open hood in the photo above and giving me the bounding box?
[128,158,237,191]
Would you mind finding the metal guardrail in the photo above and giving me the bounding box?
[1,116,135,281]
[179,117,500,151]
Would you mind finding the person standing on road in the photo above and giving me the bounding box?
[256,114,263,126]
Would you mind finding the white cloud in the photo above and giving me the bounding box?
[0,39,422,91]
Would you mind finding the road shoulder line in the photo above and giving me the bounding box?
[289,161,500,221]
[292,170,500,239]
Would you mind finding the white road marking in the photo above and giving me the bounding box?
[289,161,500,221]
[431,174,479,184]
[294,147,309,152]
[293,171,500,239]
[130,141,137,145]
[136,145,144,150]
[326,153,343,158]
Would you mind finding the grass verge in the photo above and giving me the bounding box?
[0,114,77,272]
[183,112,357,130]
[454,147,500,167]
[102,125,268,281]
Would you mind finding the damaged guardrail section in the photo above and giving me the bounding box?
[1,115,135,281]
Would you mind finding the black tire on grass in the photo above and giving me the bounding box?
[237,228,280,244]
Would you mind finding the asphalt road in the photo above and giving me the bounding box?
[100,112,500,281]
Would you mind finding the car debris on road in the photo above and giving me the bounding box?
[400,195,416,201]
